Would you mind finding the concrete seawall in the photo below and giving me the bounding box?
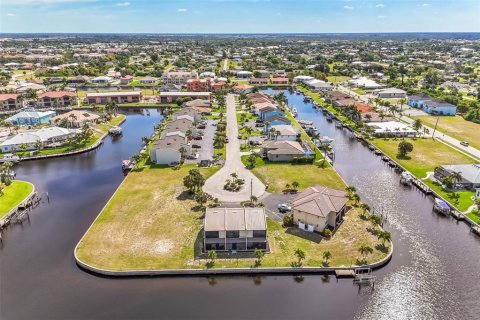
[0,181,36,226]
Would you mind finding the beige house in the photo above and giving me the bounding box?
[292,185,349,232]
[50,110,101,127]
[203,207,268,252]
[262,140,305,162]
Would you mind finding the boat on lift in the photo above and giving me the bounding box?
[318,136,334,145]
[109,126,123,136]
[433,198,450,216]
[400,171,413,185]
[0,153,21,164]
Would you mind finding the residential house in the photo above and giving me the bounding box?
[293,75,315,83]
[366,121,417,138]
[258,105,283,121]
[408,94,457,115]
[271,77,289,85]
[6,109,56,125]
[249,78,269,85]
[375,88,407,99]
[1,126,79,152]
[236,71,253,79]
[307,81,333,92]
[50,110,101,128]
[0,93,22,110]
[184,99,211,109]
[119,75,133,85]
[261,140,305,162]
[173,108,202,123]
[263,115,291,133]
[67,76,90,85]
[434,164,480,190]
[37,91,77,108]
[90,76,112,84]
[348,77,384,89]
[211,81,226,92]
[149,135,191,165]
[158,92,211,103]
[233,84,254,93]
[203,207,268,252]
[292,185,349,232]
[85,92,142,104]
[267,124,300,141]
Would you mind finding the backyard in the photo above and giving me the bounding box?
[410,115,480,150]
[0,180,33,219]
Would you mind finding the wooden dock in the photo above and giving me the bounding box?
[335,269,355,278]
[471,225,480,236]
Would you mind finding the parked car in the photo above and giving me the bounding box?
[225,138,229,143]
[255,123,265,127]
[197,124,206,129]
[460,141,469,147]
[193,136,203,140]
[278,203,292,213]
[249,140,262,146]
[255,119,264,123]
[192,144,202,149]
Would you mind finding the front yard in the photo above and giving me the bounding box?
[75,164,389,271]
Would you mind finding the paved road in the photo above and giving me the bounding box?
[337,85,480,160]
[222,58,229,72]
[203,94,265,202]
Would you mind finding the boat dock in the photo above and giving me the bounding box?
[334,269,355,278]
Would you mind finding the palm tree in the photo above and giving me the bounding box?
[399,98,407,111]
[412,119,422,137]
[377,231,391,248]
[294,248,305,267]
[292,181,299,191]
[18,143,29,157]
[360,203,370,218]
[34,139,43,150]
[322,251,332,265]
[345,186,356,199]
[351,193,360,206]
[268,127,276,140]
[207,250,217,267]
[254,248,264,266]
[243,126,252,147]
[179,146,188,161]
[450,171,463,188]
[358,245,373,262]
[68,113,78,128]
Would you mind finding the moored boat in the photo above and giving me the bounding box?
[433,198,450,216]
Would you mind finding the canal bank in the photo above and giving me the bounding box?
[2,107,480,320]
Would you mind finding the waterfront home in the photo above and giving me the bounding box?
[16,82,46,94]
[267,124,300,141]
[407,94,457,116]
[236,71,253,79]
[375,88,407,99]
[173,108,202,123]
[37,91,77,108]
[186,78,212,92]
[159,92,211,104]
[348,77,384,90]
[0,93,22,110]
[119,75,133,85]
[184,99,211,109]
[90,76,113,84]
[139,77,157,85]
[67,76,90,84]
[50,110,101,128]
[434,164,480,190]
[292,185,349,233]
[306,81,333,92]
[271,77,289,85]
[258,105,283,120]
[203,207,268,252]
[5,108,56,125]
[366,121,416,138]
[85,91,142,104]
[263,115,291,133]
[233,84,254,93]
[249,78,269,85]
[261,140,305,162]
[1,126,79,152]
[293,75,315,83]
[149,135,191,165]
[162,71,198,85]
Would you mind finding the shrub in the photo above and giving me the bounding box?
[283,214,294,227]
[292,156,315,164]
[324,229,332,238]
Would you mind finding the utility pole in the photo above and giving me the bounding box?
[250,178,253,199]
[432,116,440,139]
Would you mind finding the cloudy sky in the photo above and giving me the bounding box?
[1,0,479,33]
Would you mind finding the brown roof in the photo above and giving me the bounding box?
[51,110,100,123]
[152,135,186,151]
[163,118,193,134]
[0,93,18,101]
[38,91,76,99]
[292,185,348,218]
[262,140,304,155]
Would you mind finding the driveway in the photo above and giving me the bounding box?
[260,192,297,221]
[203,94,265,203]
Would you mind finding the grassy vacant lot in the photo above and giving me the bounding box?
[327,76,350,83]
[242,156,345,193]
[76,164,387,270]
[0,181,33,219]
[410,115,480,150]
[372,137,476,211]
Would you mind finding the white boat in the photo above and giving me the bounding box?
[108,126,123,135]
[297,119,313,126]
[0,154,21,163]
[319,136,334,145]
[400,172,413,185]
[433,198,450,215]
[122,160,133,171]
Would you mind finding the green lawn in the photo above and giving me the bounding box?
[354,88,366,95]
[327,76,350,83]
[242,156,345,193]
[467,211,480,224]
[410,115,480,150]
[75,164,388,271]
[0,181,33,219]
[372,138,476,212]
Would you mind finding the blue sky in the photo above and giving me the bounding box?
[1,0,479,33]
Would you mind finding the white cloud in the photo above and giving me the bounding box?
[421,3,429,6]
[178,8,187,12]
[7,13,15,16]
[377,15,386,19]
[343,5,354,10]
[376,4,385,8]
[116,2,129,6]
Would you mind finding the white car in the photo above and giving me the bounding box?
[278,203,292,212]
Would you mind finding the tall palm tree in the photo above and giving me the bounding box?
[450,171,463,187]
[358,245,373,262]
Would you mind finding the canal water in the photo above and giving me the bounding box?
[1,100,479,320]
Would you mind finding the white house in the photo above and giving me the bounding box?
[375,88,407,99]
[348,77,384,89]
[149,135,191,165]
[366,121,416,138]
[90,76,112,84]
[293,75,315,83]
[1,126,79,152]
[267,125,300,141]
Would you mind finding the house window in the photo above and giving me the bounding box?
[252,230,266,237]
[226,231,239,238]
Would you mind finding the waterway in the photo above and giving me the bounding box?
[1,99,479,320]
